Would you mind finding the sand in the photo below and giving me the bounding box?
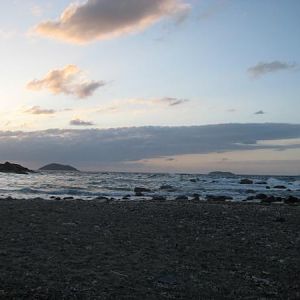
[0,198,299,299]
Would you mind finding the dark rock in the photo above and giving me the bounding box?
[159,185,177,192]
[284,196,300,204]
[135,192,144,197]
[273,185,287,189]
[246,196,255,201]
[240,179,253,185]
[255,193,268,200]
[192,193,200,201]
[55,197,61,200]
[206,195,233,201]
[63,197,74,200]
[175,195,189,201]
[266,186,271,189]
[190,179,198,183]
[261,196,277,203]
[122,195,131,200]
[134,187,151,193]
[256,181,267,185]
[152,195,166,201]
[0,162,33,174]
[96,196,109,201]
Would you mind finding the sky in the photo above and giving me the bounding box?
[0,0,299,174]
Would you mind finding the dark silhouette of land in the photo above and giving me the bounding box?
[39,163,79,172]
[0,162,33,174]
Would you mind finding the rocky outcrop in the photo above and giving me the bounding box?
[209,171,235,177]
[240,179,254,185]
[0,162,33,174]
[39,163,79,171]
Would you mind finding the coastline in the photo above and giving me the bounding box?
[0,198,299,299]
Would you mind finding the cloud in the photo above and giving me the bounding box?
[70,119,95,126]
[248,61,298,78]
[25,106,56,115]
[254,110,265,115]
[154,97,189,106]
[0,124,299,168]
[34,0,190,44]
[27,65,106,99]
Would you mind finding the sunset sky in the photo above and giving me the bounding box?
[0,0,299,174]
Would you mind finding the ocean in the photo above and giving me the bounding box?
[0,171,299,201]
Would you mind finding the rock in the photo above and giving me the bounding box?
[0,162,33,174]
[175,195,189,201]
[96,196,109,201]
[122,195,131,200]
[192,193,200,201]
[255,193,268,200]
[284,196,300,204]
[206,195,233,201]
[273,185,287,189]
[246,196,255,201]
[261,196,277,203]
[240,179,253,184]
[39,163,79,172]
[134,187,151,193]
[63,197,74,200]
[159,185,176,191]
[266,186,271,189]
[256,181,267,185]
[55,197,61,200]
[152,195,166,201]
[190,179,198,183]
[135,192,144,197]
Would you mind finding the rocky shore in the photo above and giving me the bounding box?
[0,198,299,299]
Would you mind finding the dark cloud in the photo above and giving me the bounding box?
[25,106,56,115]
[34,0,190,44]
[0,124,299,167]
[70,119,95,126]
[27,65,106,99]
[158,97,189,106]
[254,110,265,115]
[248,61,298,78]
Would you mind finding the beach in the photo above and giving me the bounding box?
[0,198,299,299]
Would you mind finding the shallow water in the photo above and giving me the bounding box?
[0,171,299,201]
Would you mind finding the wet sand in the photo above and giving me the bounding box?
[0,198,299,299]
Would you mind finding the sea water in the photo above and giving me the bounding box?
[0,171,299,201]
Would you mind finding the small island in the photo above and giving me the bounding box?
[39,163,79,172]
[208,171,236,177]
[0,162,33,174]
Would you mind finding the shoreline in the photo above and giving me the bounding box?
[0,198,299,299]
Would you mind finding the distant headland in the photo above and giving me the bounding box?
[0,162,34,174]
[39,163,79,172]
[208,171,236,177]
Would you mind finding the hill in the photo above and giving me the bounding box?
[39,163,79,172]
[0,162,33,174]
